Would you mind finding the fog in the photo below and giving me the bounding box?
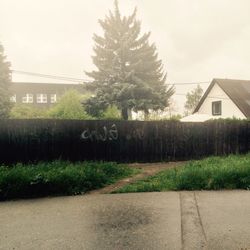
[1,0,250,112]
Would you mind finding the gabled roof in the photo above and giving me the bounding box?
[194,78,250,118]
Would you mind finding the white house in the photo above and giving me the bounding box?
[181,78,250,122]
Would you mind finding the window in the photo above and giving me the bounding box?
[50,94,57,103]
[22,94,33,103]
[212,101,222,115]
[10,94,16,103]
[36,94,47,103]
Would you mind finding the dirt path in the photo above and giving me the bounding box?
[89,161,186,194]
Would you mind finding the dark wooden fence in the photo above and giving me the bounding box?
[0,119,250,164]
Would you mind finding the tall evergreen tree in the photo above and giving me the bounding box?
[85,0,174,120]
[0,43,12,118]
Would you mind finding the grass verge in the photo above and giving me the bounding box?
[0,161,138,200]
[115,154,250,193]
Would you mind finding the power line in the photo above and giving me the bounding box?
[166,81,210,86]
[12,70,211,86]
[174,93,230,100]
[12,70,92,83]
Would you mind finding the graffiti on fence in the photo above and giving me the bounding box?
[126,128,145,140]
[81,124,118,141]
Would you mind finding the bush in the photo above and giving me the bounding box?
[10,104,48,118]
[0,161,136,200]
[101,105,121,120]
[47,90,92,119]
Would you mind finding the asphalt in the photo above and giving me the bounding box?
[0,191,250,250]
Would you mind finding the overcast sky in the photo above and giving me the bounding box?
[1,0,250,112]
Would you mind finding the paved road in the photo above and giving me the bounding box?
[0,191,250,250]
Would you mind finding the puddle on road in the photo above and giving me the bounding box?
[97,206,152,230]
[90,205,156,249]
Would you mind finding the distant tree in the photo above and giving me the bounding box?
[85,0,174,120]
[48,90,92,119]
[10,104,48,119]
[0,43,12,118]
[184,85,203,115]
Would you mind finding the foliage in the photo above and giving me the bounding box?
[184,85,203,115]
[101,105,122,120]
[0,43,12,118]
[10,104,48,119]
[142,99,181,120]
[0,161,138,200]
[133,102,182,120]
[48,89,92,119]
[10,101,121,120]
[85,0,174,120]
[166,114,182,121]
[140,111,182,121]
[9,90,93,120]
[115,154,250,193]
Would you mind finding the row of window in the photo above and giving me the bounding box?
[10,94,57,104]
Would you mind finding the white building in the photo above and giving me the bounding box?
[181,78,250,122]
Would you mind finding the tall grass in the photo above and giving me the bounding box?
[0,161,137,200]
[116,154,250,193]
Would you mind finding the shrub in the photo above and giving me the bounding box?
[10,104,48,119]
[101,105,121,120]
[47,90,92,120]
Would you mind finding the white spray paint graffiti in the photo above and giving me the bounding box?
[81,124,118,141]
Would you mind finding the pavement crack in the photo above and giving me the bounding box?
[179,193,185,250]
[180,192,207,250]
[194,192,207,243]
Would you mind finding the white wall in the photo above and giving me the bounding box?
[197,83,246,119]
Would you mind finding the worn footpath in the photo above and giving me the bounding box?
[89,161,185,194]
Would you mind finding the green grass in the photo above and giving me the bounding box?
[115,154,250,193]
[0,161,138,200]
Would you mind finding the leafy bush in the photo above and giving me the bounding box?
[101,105,121,120]
[10,90,93,120]
[10,104,48,118]
[47,90,92,119]
[0,161,136,200]
[116,154,250,193]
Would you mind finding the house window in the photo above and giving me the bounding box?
[10,94,16,103]
[22,94,33,103]
[212,101,222,115]
[37,94,47,103]
[50,94,57,103]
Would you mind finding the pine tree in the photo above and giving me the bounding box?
[0,43,12,118]
[85,0,174,120]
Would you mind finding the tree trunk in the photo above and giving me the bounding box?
[121,108,128,120]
